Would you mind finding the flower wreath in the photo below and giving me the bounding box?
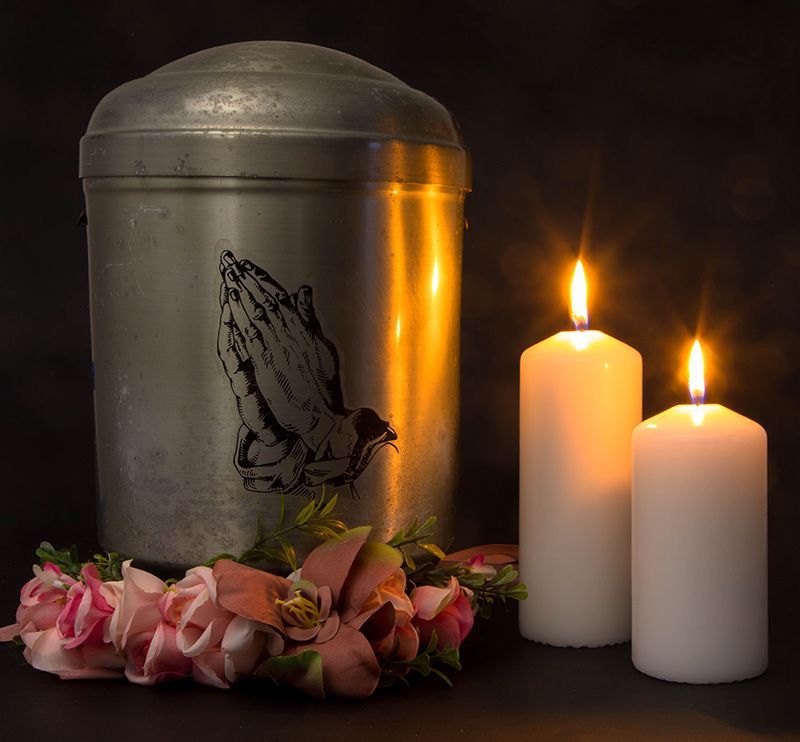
[0,494,526,698]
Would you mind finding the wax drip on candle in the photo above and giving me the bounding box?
[689,339,706,425]
[571,259,588,331]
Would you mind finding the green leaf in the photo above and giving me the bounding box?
[491,567,517,587]
[437,647,462,671]
[400,547,416,571]
[419,515,437,533]
[278,496,286,530]
[424,629,439,655]
[256,651,325,699]
[236,548,267,565]
[420,543,447,560]
[294,500,317,526]
[92,551,125,581]
[430,667,454,687]
[282,541,298,571]
[386,514,442,576]
[257,548,286,564]
[407,655,431,676]
[319,494,338,517]
[304,526,339,540]
[35,541,83,579]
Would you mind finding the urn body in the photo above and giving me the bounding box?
[80,42,469,568]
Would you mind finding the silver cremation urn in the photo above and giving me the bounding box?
[79,42,470,568]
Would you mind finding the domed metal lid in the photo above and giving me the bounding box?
[80,41,469,188]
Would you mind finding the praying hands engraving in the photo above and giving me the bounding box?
[216,250,397,496]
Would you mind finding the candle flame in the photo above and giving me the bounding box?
[688,339,705,405]
[570,259,588,331]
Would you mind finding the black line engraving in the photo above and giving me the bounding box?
[216,250,397,496]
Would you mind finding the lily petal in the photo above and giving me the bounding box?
[315,610,340,644]
[359,602,396,645]
[309,623,381,699]
[301,527,371,603]
[213,560,290,632]
[338,541,403,622]
[286,625,321,642]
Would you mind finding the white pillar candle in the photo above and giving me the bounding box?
[632,340,768,683]
[519,260,642,647]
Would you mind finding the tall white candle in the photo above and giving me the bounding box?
[632,340,768,683]
[519,260,642,647]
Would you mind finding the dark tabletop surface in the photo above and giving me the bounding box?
[1,602,798,742]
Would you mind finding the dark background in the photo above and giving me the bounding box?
[1,1,798,739]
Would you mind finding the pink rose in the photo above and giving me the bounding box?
[109,560,191,685]
[393,621,420,662]
[0,563,75,641]
[359,567,419,663]
[362,608,420,665]
[361,567,415,623]
[410,576,474,650]
[0,563,124,679]
[464,554,498,580]
[110,561,268,688]
[172,566,269,689]
[57,564,118,649]
[123,620,191,685]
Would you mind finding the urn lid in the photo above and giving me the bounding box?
[79,41,469,188]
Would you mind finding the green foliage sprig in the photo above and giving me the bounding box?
[386,516,447,570]
[35,542,82,579]
[409,559,528,618]
[384,630,461,687]
[204,490,346,571]
[91,551,125,582]
[35,542,125,582]
[386,515,527,620]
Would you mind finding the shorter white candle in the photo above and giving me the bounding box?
[632,340,768,683]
